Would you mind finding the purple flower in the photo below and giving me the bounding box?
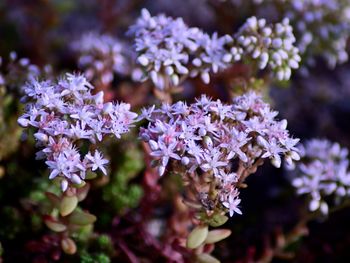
[290,139,350,215]
[18,73,137,190]
[140,91,299,217]
[85,150,109,175]
[150,140,181,169]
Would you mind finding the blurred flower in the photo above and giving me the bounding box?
[72,32,131,87]
[233,16,300,81]
[129,9,300,90]
[285,0,350,68]
[291,139,350,215]
[221,0,350,69]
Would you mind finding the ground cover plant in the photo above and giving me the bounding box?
[1,0,350,262]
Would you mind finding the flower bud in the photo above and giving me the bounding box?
[137,55,149,66]
[34,132,48,143]
[181,156,190,166]
[17,117,29,127]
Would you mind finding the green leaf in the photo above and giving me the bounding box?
[205,229,231,244]
[60,195,78,216]
[186,225,208,249]
[208,214,228,227]
[68,210,96,226]
[76,183,90,201]
[44,216,66,232]
[45,192,61,208]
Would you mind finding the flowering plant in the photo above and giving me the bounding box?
[0,1,350,262]
[18,73,137,190]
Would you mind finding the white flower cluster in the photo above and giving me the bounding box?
[129,9,300,89]
[71,32,129,86]
[128,9,203,89]
[285,0,350,68]
[233,16,300,81]
[140,91,300,217]
[292,139,350,215]
[223,0,350,68]
[18,73,137,191]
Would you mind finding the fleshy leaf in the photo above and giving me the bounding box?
[186,225,208,249]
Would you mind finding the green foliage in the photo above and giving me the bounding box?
[102,145,144,214]
[80,251,111,263]
[0,87,21,160]
[79,235,113,263]
[0,206,24,240]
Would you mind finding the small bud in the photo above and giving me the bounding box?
[272,38,283,48]
[149,140,159,151]
[309,199,320,211]
[71,174,82,185]
[60,179,68,192]
[320,202,329,215]
[171,74,180,86]
[158,165,166,176]
[193,58,202,67]
[271,155,281,168]
[17,117,29,127]
[198,128,207,137]
[259,52,269,69]
[276,70,285,81]
[201,72,210,84]
[181,156,190,166]
[252,49,261,59]
[10,51,17,61]
[165,66,174,75]
[222,53,232,63]
[137,55,149,66]
[150,70,158,85]
[34,132,48,143]
[288,59,299,69]
[103,102,114,114]
[94,91,104,104]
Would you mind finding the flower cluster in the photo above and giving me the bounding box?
[0,52,52,160]
[129,9,300,90]
[18,73,138,191]
[0,51,51,90]
[233,16,300,81]
[291,139,350,215]
[140,91,299,217]
[223,0,350,68]
[128,8,203,89]
[71,32,129,87]
[284,0,350,68]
